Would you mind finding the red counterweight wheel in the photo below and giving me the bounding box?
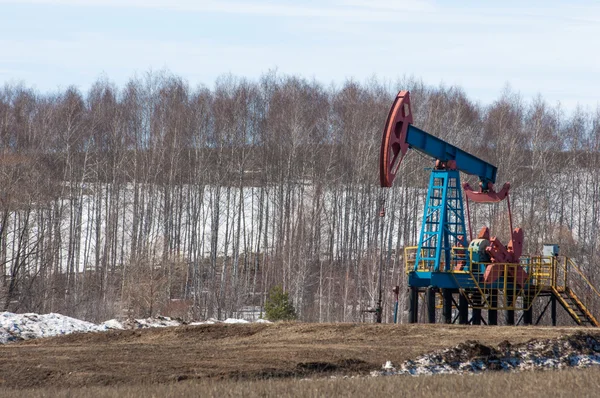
[380,90,413,187]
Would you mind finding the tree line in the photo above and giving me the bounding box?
[0,70,599,324]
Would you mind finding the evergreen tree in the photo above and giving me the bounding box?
[264,285,297,321]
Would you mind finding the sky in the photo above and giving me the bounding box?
[0,0,599,112]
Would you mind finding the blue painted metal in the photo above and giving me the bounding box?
[408,271,479,289]
[406,125,497,187]
[392,113,498,291]
[407,271,432,287]
[431,272,478,289]
[414,170,469,273]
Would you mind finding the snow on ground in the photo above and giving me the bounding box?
[0,312,105,344]
[119,316,182,329]
[189,318,218,325]
[371,333,600,376]
[223,318,250,324]
[0,312,271,344]
[3,312,600,378]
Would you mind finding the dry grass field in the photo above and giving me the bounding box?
[0,322,597,397]
[5,368,600,398]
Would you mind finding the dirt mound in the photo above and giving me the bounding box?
[436,340,497,363]
[375,332,600,376]
[0,323,586,389]
[230,358,372,380]
[296,358,371,374]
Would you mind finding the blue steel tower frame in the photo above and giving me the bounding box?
[414,169,467,273]
[380,91,501,323]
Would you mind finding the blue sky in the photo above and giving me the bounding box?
[1,0,599,111]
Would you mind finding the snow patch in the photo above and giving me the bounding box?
[120,316,182,329]
[0,312,272,344]
[0,312,103,344]
[101,319,124,330]
[371,333,600,377]
[224,318,250,324]
[189,318,219,325]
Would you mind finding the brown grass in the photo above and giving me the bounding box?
[4,368,600,398]
[0,322,597,396]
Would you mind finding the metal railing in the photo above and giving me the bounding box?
[404,246,600,323]
[553,256,600,324]
[405,247,553,311]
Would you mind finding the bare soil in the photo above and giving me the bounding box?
[0,322,590,390]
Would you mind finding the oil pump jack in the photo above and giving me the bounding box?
[380,91,600,326]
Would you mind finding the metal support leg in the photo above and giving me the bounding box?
[408,287,419,323]
[524,296,533,326]
[551,294,557,326]
[506,296,515,326]
[442,289,453,324]
[427,287,436,323]
[459,292,469,325]
[488,289,498,326]
[472,309,481,325]
[472,291,481,325]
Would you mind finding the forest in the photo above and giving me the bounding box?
[1,70,599,324]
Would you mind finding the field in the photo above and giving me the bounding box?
[1,322,599,397]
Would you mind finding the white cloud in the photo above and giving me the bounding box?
[334,0,434,12]
[0,1,599,111]
[0,0,435,19]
